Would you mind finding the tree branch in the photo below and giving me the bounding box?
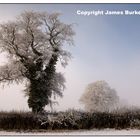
[29,28,42,56]
[0,61,25,84]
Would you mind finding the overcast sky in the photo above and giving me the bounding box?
[0,4,140,111]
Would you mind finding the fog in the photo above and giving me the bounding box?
[0,4,140,111]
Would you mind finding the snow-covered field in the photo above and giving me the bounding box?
[0,129,140,136]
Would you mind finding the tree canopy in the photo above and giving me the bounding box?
[80,80,119,112]
[0,11,75,113]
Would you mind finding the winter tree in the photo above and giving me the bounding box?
[80,81,119,112]
[0,11,75,113]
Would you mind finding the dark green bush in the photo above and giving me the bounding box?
[0,109,140,131]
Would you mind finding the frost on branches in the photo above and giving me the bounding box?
[0,11,75,113]
[80,81,119,112]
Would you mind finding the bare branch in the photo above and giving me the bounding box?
[29,28,42,56]
[0,60,25,84]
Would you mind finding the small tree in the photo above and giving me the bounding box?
[80,80,119,112]
[0,11,75,113]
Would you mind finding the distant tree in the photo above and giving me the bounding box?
[80,81,119,112]
[0,11,75,113]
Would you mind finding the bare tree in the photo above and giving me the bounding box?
[0,11,75,113]
[80,81,119,112]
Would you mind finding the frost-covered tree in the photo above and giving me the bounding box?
[80,81,119,112]
[0,11,75,113]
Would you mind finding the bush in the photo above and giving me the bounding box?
[0,111,40,130]
[1,109,140,131]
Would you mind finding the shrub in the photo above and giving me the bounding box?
[1,109,140,131]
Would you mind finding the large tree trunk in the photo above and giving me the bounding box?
[27,54,58,113]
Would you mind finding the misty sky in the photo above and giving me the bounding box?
[0,4,140,111]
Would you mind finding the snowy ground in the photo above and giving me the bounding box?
[0,129,140,136]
